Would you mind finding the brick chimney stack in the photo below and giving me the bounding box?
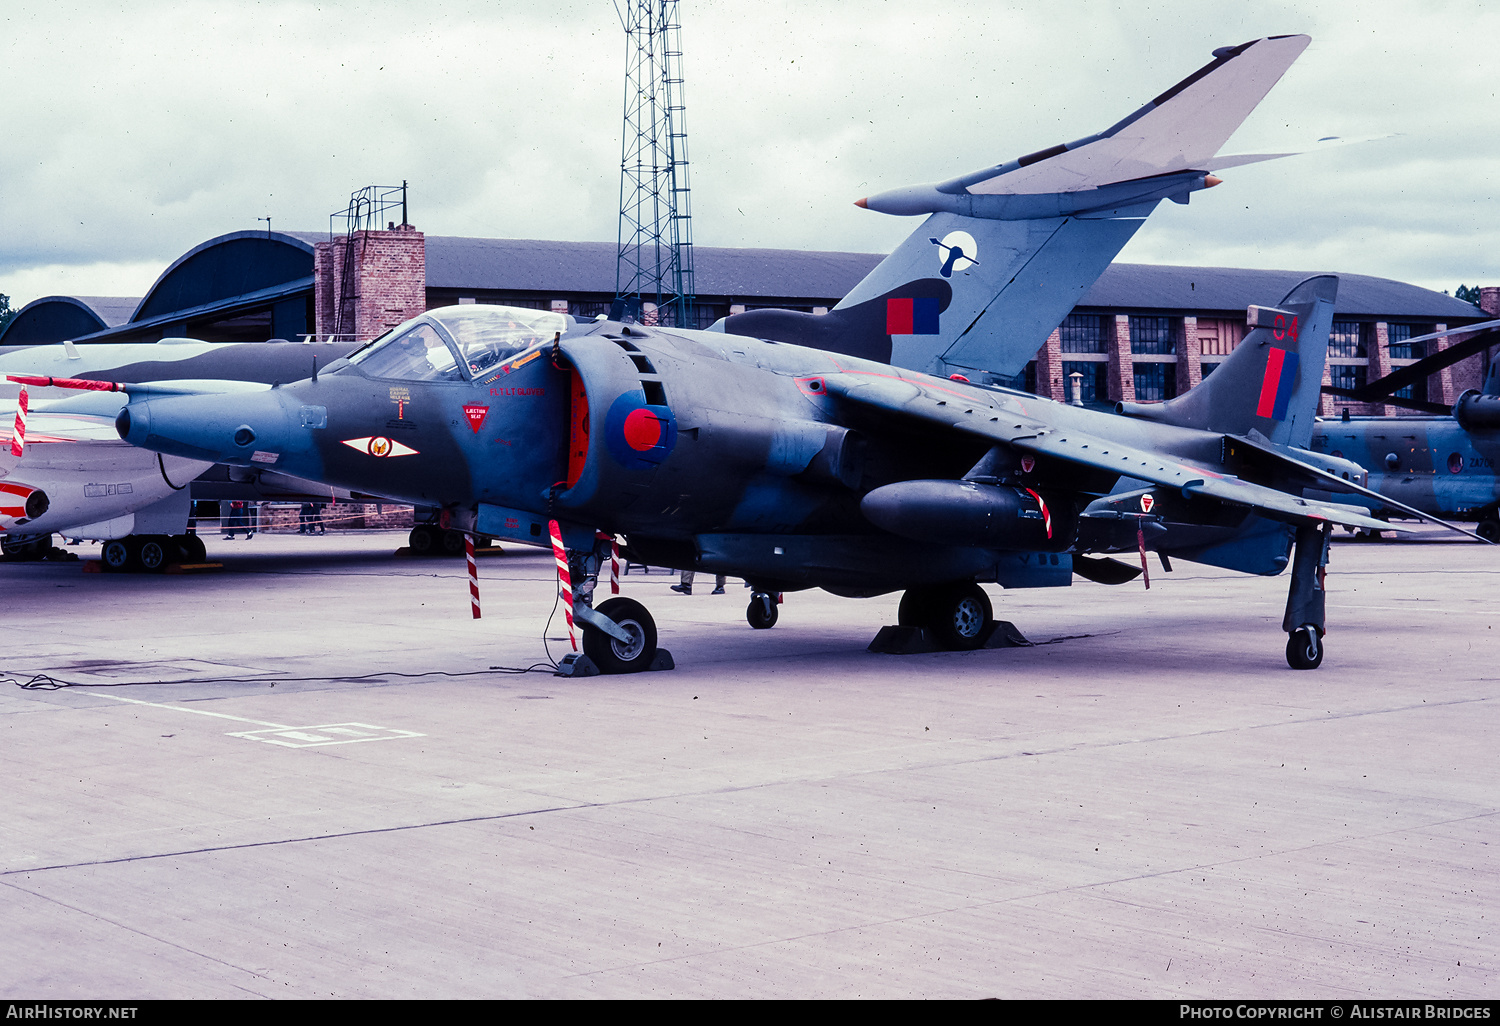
[314,224,426,341]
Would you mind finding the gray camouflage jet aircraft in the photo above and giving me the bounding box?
[2,33,1311,569]
[22,34,1447,672]
[60,274,1441,673]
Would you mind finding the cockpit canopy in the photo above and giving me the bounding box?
[347,304,571,382]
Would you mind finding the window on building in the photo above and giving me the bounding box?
[1062,361,1107,403]
[1133,362,1176,402]
[1328,364,1367,393]
[1200,362,1220,378]
[1130,316,1179,355]
[1388,323,1426,360]
[1197,319,1242,358]
[1388,323,1431,402]
[1060,313,1109,354]
[1328,321,1366,358]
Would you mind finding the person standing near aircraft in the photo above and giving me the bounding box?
[672,569,726,595]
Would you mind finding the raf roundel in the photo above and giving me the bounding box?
[605,393,677,470]
[622,407,663,452]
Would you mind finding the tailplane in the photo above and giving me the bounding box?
[1117,274,1338,448]
[726,35,1310,379]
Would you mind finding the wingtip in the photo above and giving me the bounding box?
[854,197,868,209]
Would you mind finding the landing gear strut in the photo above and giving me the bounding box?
[556,531,673,676]
[1284,522,1330,670]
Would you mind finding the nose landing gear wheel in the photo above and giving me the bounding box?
[1286,626,1323,670]
[747,592,778,629]
[582,597,659,674]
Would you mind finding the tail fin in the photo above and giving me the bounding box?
[725,35,1310,378]
[1118,274,1338,447]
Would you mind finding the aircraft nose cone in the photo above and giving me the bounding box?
[116,389,293,466]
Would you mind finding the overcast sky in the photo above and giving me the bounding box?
[1,0,1496,308]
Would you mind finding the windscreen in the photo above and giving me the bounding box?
[429,306,568,375]
[348,322,465,381]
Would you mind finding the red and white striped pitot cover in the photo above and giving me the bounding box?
[10,387,28,458]
[549,520,577,650]
[466,533,481,619]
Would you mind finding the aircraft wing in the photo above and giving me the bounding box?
[953,34,1311,196]
[1228,432,1489,541]
[815,371,1397,533]
[1010,428,1400,533]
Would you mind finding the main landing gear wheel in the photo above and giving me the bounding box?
[175,534,207,563]
[927,582,992,651]
[1,535,51,561]
[135,536,170,572]
[1286,626,1324,670]
[101,539,132,572]
[899,583,992,650]
[747,592,778,630]
[408,525,438,554]
[441,529,467,555]
[582,597,659,674]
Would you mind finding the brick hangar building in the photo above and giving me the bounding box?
[3,224,1492,417]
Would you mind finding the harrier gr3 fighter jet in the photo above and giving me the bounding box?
[2,31,1311,566]
[75,275,1451,674]
[1311,319,1500,539]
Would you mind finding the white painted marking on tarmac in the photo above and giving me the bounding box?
[93,692,290,727]
[89,695,424,748]
[227,723,425,748]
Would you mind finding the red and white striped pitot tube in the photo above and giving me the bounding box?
[549,519,577,650]
[466,533,481,619]
[10,387,28,458]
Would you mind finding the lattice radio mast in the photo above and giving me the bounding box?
[614,0,695,328]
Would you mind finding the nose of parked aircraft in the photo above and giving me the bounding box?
[115,388,295,467]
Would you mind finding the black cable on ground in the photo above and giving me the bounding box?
[5,665,554,691]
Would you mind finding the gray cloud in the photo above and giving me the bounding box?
[2,0,1496,305]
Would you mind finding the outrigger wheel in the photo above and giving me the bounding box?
[582,597,659,674]
[1286,626,1324,670]
[747,592,778,629]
